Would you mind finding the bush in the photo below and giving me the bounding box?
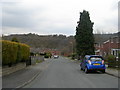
[30,52,35,56]
[106,54,116,68]
[71,53,77,60]
[11,37,19,42]
[2,40,18,66]
[36,60,43,63]
[44,52,52,58]
[2,40,30,66]
[19,43,30,62]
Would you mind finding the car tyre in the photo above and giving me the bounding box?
[80,67,83,70]
[101,69,105,73]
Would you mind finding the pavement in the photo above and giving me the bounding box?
[2,59,50,88]
[1,57,119,88]
[106,68,119,78]
[2,65,41,88]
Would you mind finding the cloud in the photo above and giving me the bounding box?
[2,27,31,35]
[118,1,120,31]
[2,2,40,28]
[2,0,119,36]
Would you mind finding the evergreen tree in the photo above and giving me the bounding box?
[11,37,19,42]
[75,10,95,58]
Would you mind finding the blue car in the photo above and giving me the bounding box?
[80,55,106,73]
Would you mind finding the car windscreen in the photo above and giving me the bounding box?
[89,57,103,61]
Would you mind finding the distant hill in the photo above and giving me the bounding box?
[2,32,119,54]
[94,32,119,44]
[2,33,75,54]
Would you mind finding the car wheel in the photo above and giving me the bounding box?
[101,69,105,73]
[85,68,89,73]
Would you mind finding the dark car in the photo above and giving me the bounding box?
[80,55,106,73]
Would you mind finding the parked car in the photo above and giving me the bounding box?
[80,55,106,73]
[53,55,59,59]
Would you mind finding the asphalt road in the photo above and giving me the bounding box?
[24,56,118,88]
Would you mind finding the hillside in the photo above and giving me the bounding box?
[2,33,75,54]
[2,32,119,54]
[94,32,119,44]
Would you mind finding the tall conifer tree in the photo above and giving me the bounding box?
[75,10,95,58]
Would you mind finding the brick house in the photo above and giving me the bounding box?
[95,36,120,58]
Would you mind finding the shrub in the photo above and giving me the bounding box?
[11,37,19,42]
[2,40,18,66]
[19,43,30,62]
[36,60,43,63]
[106,54,116,68]
[71,53,77,60]
[44,52,52,58]
[2,40,30,66]
[30,52,35,56]
[0,41,2,66]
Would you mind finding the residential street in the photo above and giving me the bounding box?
[2,1,120,90]
[23,56,118,88]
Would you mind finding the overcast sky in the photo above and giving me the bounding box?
[1,0,119,36]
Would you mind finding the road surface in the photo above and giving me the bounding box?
[24,56,118,88]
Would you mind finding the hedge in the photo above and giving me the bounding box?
[17,43,30,62]
[2,40,30,66]
[106,54,116,68]
[44,52,52,58]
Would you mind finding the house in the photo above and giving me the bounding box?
[95,36,120,58]
[30,48,61,55]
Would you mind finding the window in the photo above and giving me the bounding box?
[112,50,115,56]
[90,57,103,61]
